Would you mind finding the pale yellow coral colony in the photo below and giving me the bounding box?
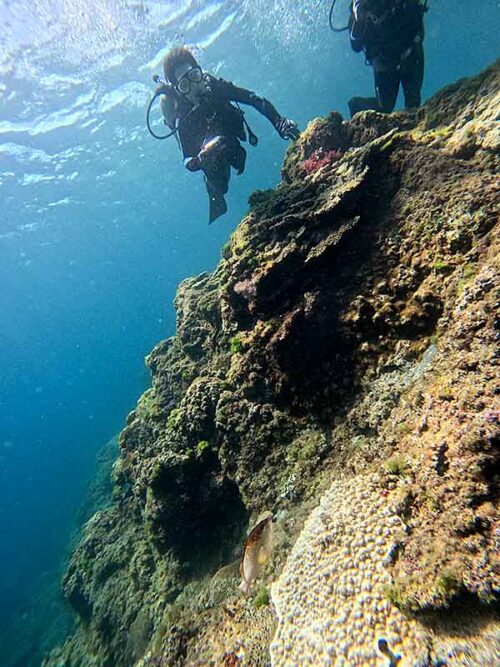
[270,475,499,667]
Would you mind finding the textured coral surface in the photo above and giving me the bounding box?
[271,475,499,667]
[45,61,499,667]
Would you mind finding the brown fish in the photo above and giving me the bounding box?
[239,513,273,594]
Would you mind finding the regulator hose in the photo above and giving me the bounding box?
[146,77,179,140]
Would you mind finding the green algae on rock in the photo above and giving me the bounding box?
[45,61,499,667]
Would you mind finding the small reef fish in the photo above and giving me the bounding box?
[239,513,273,594]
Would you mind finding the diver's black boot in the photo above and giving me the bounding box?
[199,137,231,223]
[348,96,380,117]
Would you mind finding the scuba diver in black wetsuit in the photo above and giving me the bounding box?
[148,47,300,224]
[347,0,428,116]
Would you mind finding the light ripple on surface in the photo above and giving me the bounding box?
[20,174,56,186]
[0,108,89,137]
[47,197,72,207]
[0,143,53,164]
[19,170,79,186]
[198,11,237,51]
[139,44,174,73]
[97,82,150,114]
[90,120,107,134]
[186,2,224,31]
[155,0,194,29]
[38,73,85,91]
[32,108,90,136]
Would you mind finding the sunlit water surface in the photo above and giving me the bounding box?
[0,0,498,663]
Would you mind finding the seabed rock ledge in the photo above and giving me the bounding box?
[46,61,499,667]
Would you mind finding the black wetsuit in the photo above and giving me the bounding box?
[349,0,425,115]
[163,75,282,222]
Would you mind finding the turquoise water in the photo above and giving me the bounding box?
[0,0,498,663]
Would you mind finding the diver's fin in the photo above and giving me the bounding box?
[348,96,379,117]
[208,191,227,224]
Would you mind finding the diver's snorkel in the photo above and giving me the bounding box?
[146,74,179,140]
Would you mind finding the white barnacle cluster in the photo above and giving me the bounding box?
[270,474,430,667]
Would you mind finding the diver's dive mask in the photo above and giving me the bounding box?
[175,66,204,95]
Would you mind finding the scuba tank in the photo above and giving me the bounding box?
[146,75,182,140]
[329,0,429,34]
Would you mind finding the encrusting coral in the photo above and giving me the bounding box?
[271,474,499,667]
[45,61,499,667]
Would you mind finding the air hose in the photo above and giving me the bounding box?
[146,76,179,140]
[329,0,349,32]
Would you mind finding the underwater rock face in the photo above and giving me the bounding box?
[46,62,499,666]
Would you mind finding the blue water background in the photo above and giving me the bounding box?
[0,0,498,661]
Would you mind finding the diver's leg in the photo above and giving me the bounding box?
[374,61,400,113]
[199,137,231,195]
[204,159,231,196]
[401,42,424,109]
[227,139,246,175]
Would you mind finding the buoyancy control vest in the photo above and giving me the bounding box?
[354,0,426,63]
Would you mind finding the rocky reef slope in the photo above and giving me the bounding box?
[46,62,499,667]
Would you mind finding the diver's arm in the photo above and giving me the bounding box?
[213,77,281,126]
[211,77,299,140]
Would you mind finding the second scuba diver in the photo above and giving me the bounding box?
[347,0,428,116]
[149,47,300,223]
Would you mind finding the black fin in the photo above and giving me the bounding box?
[208,192,227,224]
[348,96,380,117]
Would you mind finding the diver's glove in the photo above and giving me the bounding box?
[275,117,300,141]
